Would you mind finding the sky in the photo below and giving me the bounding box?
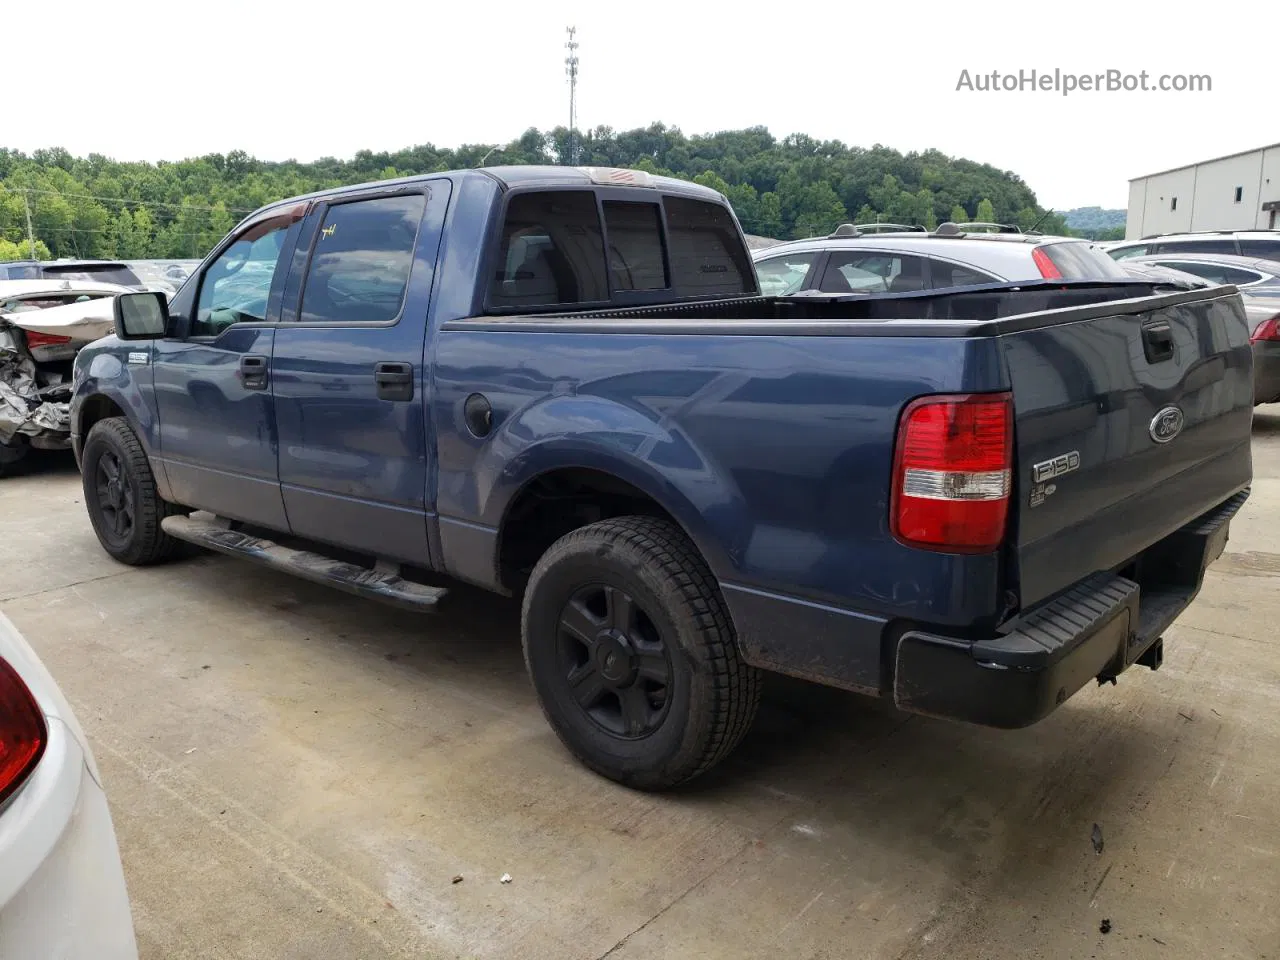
[4,0,1272,210]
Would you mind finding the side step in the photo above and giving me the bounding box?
[161,514,448,612]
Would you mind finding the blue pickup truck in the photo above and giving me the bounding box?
[70,166,1254,789]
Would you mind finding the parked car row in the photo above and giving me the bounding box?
[751,222,1280,406]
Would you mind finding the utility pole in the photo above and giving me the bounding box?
[22,190,38,260]
[564,26,579,165]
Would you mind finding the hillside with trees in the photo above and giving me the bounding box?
[1,124,1071,261]
[1062,206,1126,240]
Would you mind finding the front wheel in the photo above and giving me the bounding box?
[81,417,183,565]
[522,516,761,790]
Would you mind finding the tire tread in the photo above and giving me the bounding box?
[523,515,761,788]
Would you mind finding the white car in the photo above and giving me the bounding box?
[0,611,138,959]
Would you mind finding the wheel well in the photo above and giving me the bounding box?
[497,468,688,594]
[78,394,125,440]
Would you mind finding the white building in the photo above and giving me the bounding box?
[1126,143,1280,239]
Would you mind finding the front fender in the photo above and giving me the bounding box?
[71,339,165,491]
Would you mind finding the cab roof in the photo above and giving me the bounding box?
[251,165,725,221]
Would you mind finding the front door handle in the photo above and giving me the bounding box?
[239,354,269,390]
[375,361,414,401]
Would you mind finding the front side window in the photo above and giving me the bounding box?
[194,218,294,336]
[298,194,425,324]
[754,253,818,296]
[489,191,609,308]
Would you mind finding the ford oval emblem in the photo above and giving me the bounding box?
[1149,406,1185,444]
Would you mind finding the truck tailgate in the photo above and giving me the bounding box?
[1003,287,1253,608]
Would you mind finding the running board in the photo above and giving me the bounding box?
[161,515,448,612]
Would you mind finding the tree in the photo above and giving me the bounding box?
[0,238,53,260]
[976,198,996,223]
[0,128,1061,260]
[917,189,937,230]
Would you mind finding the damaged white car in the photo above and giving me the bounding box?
[0,280,126,476]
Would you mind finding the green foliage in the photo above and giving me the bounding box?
[0,237,52,260]
[949,204,969,223]
[1,125,1063,257]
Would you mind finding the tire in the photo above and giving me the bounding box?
[0,439,29,477]
[522,516,761,790]
[81,417,183,565]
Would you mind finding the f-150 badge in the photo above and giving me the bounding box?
[1029,450,1080,507]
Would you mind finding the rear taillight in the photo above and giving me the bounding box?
[0,657,47,806]
[1251,315,1280,342]
[23,331,73,349]
[891,392,1014,553]
[1032,247,1063,279]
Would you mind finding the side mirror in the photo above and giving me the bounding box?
[112,291,170,340]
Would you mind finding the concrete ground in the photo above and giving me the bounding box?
[2,412,1278,960]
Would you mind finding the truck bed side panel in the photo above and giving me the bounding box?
[432,328,1009,692]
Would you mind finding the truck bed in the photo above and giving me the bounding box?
[435,278,1253,696]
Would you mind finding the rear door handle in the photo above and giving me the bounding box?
[375,361,414,401]
[239,354,269,390]
[1142,320,1175,364]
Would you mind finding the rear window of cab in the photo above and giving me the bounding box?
[488,190,756,310]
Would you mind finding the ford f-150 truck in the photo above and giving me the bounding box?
[69,166,1253,789]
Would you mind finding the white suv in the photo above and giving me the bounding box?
[751,222,1130,297]
[1104,231,1280,263]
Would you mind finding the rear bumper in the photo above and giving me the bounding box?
[0,720,138,960]
[894,488,1248,728]
[1254,342,1280,405]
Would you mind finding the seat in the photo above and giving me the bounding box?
[889,261,927,292]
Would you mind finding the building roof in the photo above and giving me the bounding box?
[1130,142,1280,182]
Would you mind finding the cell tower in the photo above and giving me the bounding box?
[564,26,579,165]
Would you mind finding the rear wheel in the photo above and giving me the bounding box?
[522,516,760,789]
[82,417,183,565]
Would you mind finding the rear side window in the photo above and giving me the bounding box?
[603,201,667,291]
[663,197,755,297]
[1155,261,1264,286]
[821,252,929,293]
[0,265,39,280]
[1153,239,1236,254]
[930,260,998,288]
[1039,241,1129,279]
[490,191,609,308]
[1239,239,1280,260]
